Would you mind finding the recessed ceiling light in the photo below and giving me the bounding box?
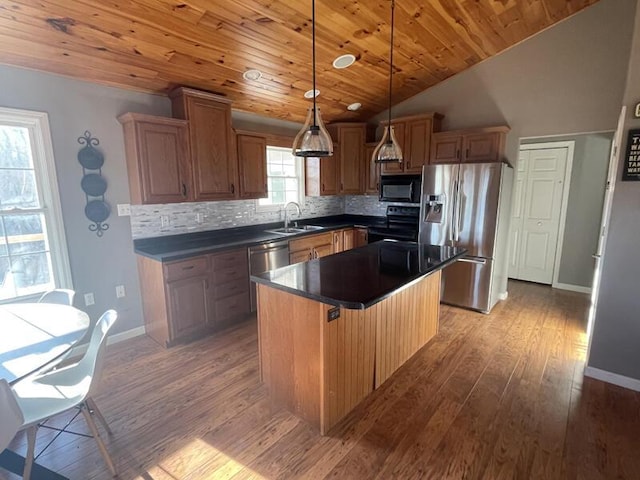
[242,69,262,81]
[333,54,356,69]
[347,102,362,111]
[304,89,320,99]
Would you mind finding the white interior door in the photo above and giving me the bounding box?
[509,146,569,284]
[586,107,625,361]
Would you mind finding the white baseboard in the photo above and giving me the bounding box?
[70,325,146,358]
[553,282,592,294]
[584,366,640,392]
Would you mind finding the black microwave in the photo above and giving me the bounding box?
[379,174,421,203]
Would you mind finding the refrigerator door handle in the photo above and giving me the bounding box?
[455,180,462,242]
[457,256,488,265]
[449,183,457,243]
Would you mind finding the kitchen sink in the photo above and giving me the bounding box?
[264,225,326,236]
[297,225,325,231]
[264,227,306,235]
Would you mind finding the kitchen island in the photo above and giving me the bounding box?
[251,240,465,434]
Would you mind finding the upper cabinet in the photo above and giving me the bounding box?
[307,123,374,196]
[170,87,238,200]
[431,126,510,165]
[381,113,443,175]
[328,123,368,194]
[236,132,267,199]
[118,113,191,205]
[364,142,380,194]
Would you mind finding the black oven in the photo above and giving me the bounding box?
[368,206,420,244]
[379,174,421,203]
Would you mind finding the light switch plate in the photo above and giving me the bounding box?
[84,293,95,306]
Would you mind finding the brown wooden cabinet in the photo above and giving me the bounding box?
[307,123,374,196]
[431,126,509,165]
[289,232,335,265]
[328,123,367,194]
[331,228,358,253]
[236,132,267,199]
[210,249,250,330]
[170,87,238,200]
[118,113,191,205]
[354,228,368,247]
[136,248,250,347]
[364,142,380,194]
[305,145,339,196]
[380,113,442,175]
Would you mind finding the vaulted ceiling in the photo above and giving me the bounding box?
[0,0,600,123]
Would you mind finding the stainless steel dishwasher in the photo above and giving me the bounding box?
[248,240,290,312]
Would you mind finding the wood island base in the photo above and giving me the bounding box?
[257,271,441,435]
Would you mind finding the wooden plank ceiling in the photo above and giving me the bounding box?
[0,0,600,123]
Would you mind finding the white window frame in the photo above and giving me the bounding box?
[255,145,306,212]
[0,107,73,303]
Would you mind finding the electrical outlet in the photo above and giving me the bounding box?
[84,293,95,306]
[116,285,125,298]
[161,215,170,227]
[117,203,131,216]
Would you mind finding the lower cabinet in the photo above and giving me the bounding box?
[289,232,335,265]
[137,247,250,347]
[354,228,368,247]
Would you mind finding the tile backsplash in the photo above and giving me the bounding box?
[344,195,417,216]
[130,196,345,239]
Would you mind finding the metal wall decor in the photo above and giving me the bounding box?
[77,131,110,236]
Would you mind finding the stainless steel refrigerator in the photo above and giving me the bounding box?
[418,162,513,313]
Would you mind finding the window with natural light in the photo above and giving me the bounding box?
[0,108,71,302]
[257,146,304,208]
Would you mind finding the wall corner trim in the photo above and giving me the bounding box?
[553,282,592,294]
[584,366,640,392]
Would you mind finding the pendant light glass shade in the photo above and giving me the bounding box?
[373,0,402,164]
[372,125,403,163]
[292,0,333,158]
[292,107,333,157]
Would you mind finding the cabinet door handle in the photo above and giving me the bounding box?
[466,148,469,158]
[182,183,187,197]
[264,183,268,192]
[322,183,325,191]
[182,265,195,270]
[308,252,312,261]
[231,183,235,194]
[456,150,460,160]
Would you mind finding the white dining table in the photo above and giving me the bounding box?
[0,303,90,385]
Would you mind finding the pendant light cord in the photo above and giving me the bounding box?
[387,0,395,130]
[312,0,318,127]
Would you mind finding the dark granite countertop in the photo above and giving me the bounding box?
[134,214,387,261]
[251,241,466,309]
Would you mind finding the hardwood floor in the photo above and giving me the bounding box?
[3,280,640,480]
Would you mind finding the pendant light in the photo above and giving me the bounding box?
[372,0,403,164]
[292,0,333,157]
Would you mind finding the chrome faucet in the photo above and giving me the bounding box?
[283,201,301,229]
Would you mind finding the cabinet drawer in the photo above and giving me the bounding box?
[289,232,333,253]
[215,291,250,322]
[164,256,209,281]
[214,277,248,300]
[212,265,247,285]
[211,249,247,271]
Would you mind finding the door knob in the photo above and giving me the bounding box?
[537,221,543,226]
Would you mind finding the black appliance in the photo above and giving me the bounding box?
[368,205,420,244]
[379,174,421,203]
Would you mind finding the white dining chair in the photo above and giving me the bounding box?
[37,288,75,306]
[0,379,23,453]
[11,309,118,479]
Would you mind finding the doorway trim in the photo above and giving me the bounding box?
[518,140,575,289]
